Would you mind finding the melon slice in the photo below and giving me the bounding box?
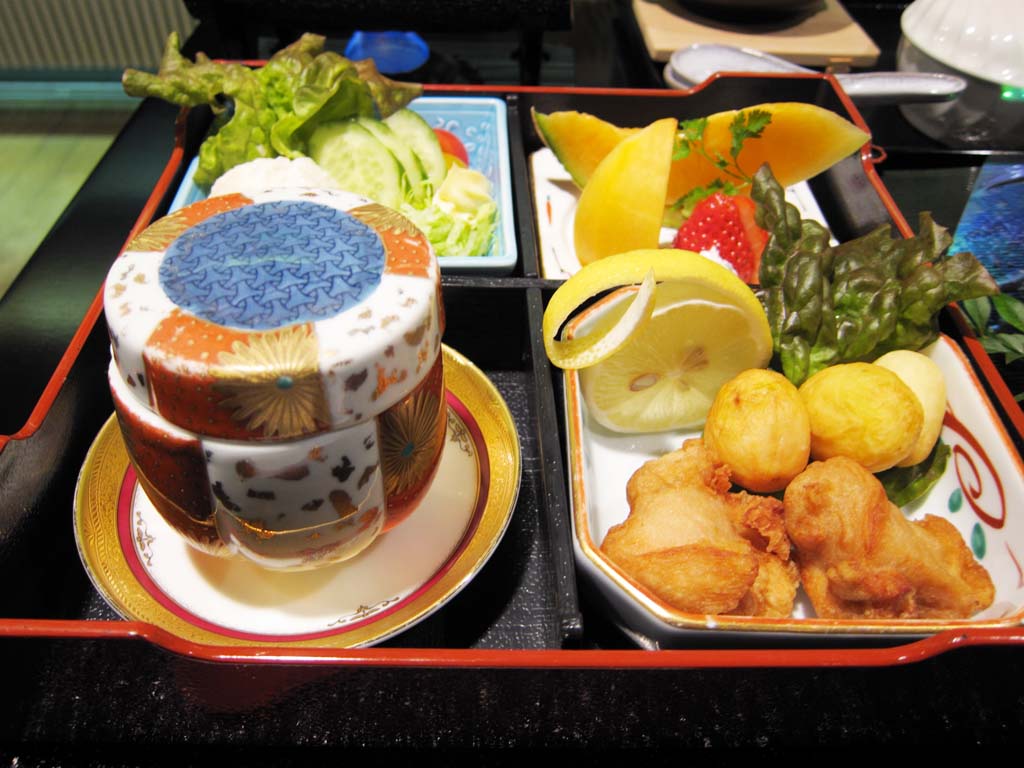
[572,117,677,266]
[532,108,636,188]
[533,102,869,204]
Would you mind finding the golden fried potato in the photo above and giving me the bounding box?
[873,350,946,466]
[799,363,923,472]
[703,368,810,492]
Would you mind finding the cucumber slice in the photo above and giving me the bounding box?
[384,109,447,192]
[357,117,430,206]
[308,120,403,210]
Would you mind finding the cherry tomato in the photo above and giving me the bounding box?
[433,128,469,167]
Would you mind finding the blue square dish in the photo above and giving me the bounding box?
[168,95,516,275]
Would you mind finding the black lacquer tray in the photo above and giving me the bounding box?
[2,77,1023,677]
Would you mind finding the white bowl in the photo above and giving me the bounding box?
[898,0,1024,148]
[901,0,1024,88]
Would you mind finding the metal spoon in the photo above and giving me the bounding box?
[666,44,966,105]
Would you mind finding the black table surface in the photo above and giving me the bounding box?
[3,1,1024,758]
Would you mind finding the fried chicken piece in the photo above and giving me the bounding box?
[784,456,995,619]
[601,439,798,617]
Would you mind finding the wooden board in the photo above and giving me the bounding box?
[632,0,880,66]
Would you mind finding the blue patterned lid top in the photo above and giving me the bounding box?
[160,200,386,331]
[105,188,443,441]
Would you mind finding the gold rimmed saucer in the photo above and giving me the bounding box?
[74,345,520,650]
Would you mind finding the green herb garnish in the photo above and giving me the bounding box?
[962,295,1024,398]
[669,108,771,217]
[751,164,999,385]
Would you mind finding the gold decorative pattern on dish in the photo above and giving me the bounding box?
[214,325,329,438]
[380,387,444,498]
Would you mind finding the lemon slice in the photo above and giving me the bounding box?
[544,248,772,432]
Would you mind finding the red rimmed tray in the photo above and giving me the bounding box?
[2,75,1022,668]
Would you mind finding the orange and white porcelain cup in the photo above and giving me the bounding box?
[104,188,446,570]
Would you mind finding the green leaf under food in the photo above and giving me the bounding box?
[876,439,951,507]
[752,164,999,385]
[981,333,1024,363]
[122,32,421,187]
[960,296,992,336]
[992,293,1024,334]
[959,295,1024,388]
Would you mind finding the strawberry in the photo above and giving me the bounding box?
[672,192,769,284]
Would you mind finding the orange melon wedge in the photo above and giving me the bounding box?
[533,102,869,203]
[573,117,677,266]
[532,109,635,187]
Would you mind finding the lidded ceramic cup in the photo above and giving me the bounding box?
[104,188,446,570]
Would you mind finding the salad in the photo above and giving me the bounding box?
[123,32,497,258]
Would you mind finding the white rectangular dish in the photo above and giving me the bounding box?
[564,296,1024,646]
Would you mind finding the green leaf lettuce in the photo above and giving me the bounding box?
[123,32,421,187]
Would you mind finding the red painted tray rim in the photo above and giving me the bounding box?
[3,618,1023,667]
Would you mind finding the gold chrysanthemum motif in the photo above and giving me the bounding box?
[127,194,253,251]
[351,203,422,237]
[126,209,193,251]
[214,325,328,438]
[380,388,443,498]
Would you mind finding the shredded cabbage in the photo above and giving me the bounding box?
[402,167,497,257]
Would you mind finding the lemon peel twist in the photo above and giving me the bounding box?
[543,249,770,371]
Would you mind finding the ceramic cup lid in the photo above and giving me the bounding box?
[901,0,1024,88]
[105,188,443,442]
